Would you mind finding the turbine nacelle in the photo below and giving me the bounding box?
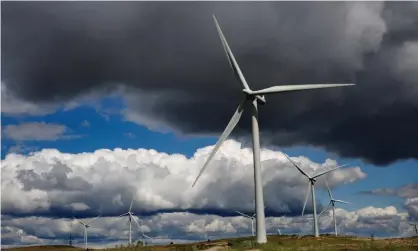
[242,89,267,105]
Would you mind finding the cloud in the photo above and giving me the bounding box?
[0,139,365,219]
[2,2,418,165]
[1,206,415,248]
[361,183,418,198]
[81,120,90,127]
[360,183,418,220]
[3,122,82,141]
[124,132,136,139]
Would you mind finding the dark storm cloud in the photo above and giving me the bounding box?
[2,2,418,165]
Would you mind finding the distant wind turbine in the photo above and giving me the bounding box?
[318,175,350,236]
[236,205,267,236]
[191,14,355,244]
[283,153,347,237]
[141,232,153,247]
[73,215,100,250]
[118,198,137,245]
[410,221,418,235]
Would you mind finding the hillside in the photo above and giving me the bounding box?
[4,235,418,251]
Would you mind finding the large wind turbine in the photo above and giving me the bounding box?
[318,176,350,236]
[191,15,355,244]
[283,154,347,237]
[118,198,136,245]
[73,215,100,250]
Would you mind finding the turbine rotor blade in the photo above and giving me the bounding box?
[73,217,85,226]
[312,164,348,179]
[249,83,355,95]
[129,198,134,212]
[302,182,311,216]
[325,175,333,199]
[86,215,100,225]
[191,98,246,187]
[118,213,129,217]
[282,153,310,178]
[333,199,350,204]
[213,15,251,91]
[236,210,251,218]
[132,215,141,230]
[318,202,332,217]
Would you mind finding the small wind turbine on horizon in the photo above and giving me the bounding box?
[118,198,140,246]
[236,205,268,236]
[191,14,355,244]
[283,153,347,238]
[141,232,153,247]
[73,215,100,250]
[318,175,350,236]
[409,221,418,235]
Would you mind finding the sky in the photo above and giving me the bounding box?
[1,1,418,249]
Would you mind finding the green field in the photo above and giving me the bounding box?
[4,235,418,251]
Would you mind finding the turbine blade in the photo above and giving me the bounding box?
[325,175,333,199]
[143,234,152,239]
[313,164,348,179]
[129,198,134,212]
[86,215,100,225]
[282,153,310,178]
[213,15,251,91]
[318,202,331,217]
[118,213,129,217]
[73,217,85,226]
[249,83,355,95]
[333,199,350,204]
[132,216,141,229]
[191,98,246,187]
[236,210,251,218]
[302,182,311,216]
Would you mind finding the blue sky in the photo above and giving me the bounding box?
[2,94,417,214]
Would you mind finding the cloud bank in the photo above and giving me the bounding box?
[1,140,366,219]
[2,2,418,165]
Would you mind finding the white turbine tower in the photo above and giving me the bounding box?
[191,15,355,244]
[282,153,347,237]
[73,215,100,250]
[410,221,418,235]
[118,198,136,245]
[318,176,350,236]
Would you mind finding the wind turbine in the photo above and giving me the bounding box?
[141,232,153,247]
[191,15,355,244]
[118,198,136,245]
[410,221,418,235]
[73,215,100,250]
[283,153,347,237]
[236,210,256,236]
[318,176,350,236]
[236,205,267,237]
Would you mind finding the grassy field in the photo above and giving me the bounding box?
[4,235,418,251]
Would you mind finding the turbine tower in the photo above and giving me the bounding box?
[118,198,136,245]
[318,176,350,236]
[191,15,355,244]
[73,215,100,250]
[283,153,347,237]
